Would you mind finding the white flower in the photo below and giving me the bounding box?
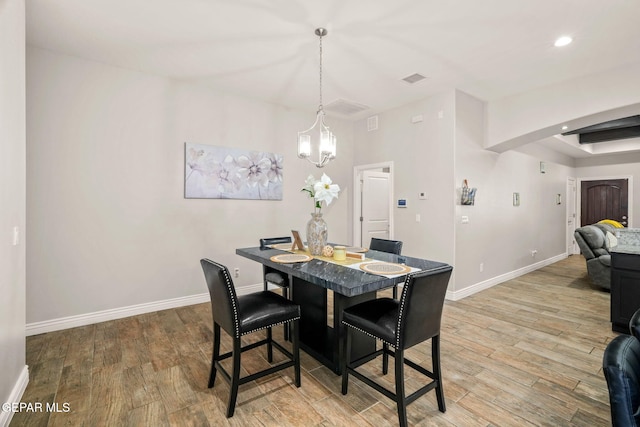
[301,173,340,212]
[313,173,340,206]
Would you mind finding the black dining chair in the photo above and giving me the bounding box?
[200,258,301,418]
[603,335,640,426]
[260,236,292,297]
[260,237,292,339]
[369,237,404,299]
[602,307,640,426]
[341,266,453,427]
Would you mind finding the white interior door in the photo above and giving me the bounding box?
[567,177,577,254]
[361,171,390,246]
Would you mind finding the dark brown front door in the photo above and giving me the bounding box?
[581,179,628,226]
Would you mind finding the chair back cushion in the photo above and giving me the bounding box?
[200,259,239,337]
[369,238,403,255]
[398,266,452,349]
[603,335,640,427]
[260,236,292,248]
[574,225,606,259]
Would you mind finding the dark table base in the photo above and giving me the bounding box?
[291,276,377,374]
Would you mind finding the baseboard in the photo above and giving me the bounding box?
[25,283,263,336]
[0,365,29,427]
[446,253,568,301]
[25,255,568,336]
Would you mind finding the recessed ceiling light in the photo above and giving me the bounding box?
[562,125,568,130]
[554,36,573,47]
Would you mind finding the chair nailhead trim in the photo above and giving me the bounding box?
[395,273,414,348]
[241,317,301,336]
[209,259,241,338]
[342,321,395,348]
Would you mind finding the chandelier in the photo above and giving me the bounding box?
[297,28,336,168]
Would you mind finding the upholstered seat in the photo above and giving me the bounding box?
[341,265,453,427]
[200,258,301,418]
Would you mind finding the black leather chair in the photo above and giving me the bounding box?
[369,237,404,299]
[630,308,640,340]
[603,335,640,426]
[341,266,453,427]
[260,237,292,296]
[260,237,292,339]
[200,258,301,418]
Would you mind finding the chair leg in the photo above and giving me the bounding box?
[292,319,301,387]
[432,335,446,412]
[208,323,221,388]
[395,349,408,427]
[382,343,389,375]
[392,285,398,299]
[341,327,352,395]
[267,327,273,363]
[226,336,242,418]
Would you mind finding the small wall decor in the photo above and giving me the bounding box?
[185,143,283,200]
[461,179,477,205]
[513,192,520,206]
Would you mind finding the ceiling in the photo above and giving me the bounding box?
[25,0,640,157]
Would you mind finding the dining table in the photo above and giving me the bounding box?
[236,244,451,374]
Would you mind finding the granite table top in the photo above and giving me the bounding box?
[236,246,451,297]
[611,245,640,255]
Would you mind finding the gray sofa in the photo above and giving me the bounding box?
[574,223,616,290]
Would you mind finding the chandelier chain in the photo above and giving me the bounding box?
[318,32,323,112]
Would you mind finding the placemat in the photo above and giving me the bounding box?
[270,253,313,263]
[270,243,294,250]
[344,246,368,253]
[360,262,412,275]
[347,260,421,278]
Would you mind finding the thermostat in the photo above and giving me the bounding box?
[397,199,407,208]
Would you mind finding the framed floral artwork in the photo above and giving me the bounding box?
[185,143,283,200]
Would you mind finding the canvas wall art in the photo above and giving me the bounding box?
[185,143,283,200]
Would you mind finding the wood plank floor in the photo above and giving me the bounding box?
[12,255,618,426]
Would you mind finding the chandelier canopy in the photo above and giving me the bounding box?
[297,28,336,168]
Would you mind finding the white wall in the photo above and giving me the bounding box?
[352,89,571,297]
[25,42,640,328]
[26,47,353,325]
[0,0,27,417]
[455,92,571,294]
[352,92,456,269]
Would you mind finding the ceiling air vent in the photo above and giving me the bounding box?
[402,73,427,84]
[324,99,370,117]
[367,116,379,132]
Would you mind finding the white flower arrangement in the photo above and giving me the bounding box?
[301,173,340,213]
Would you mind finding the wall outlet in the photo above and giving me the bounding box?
[234,267,240,278]
[479,263,484,272]
[530,250,537,257]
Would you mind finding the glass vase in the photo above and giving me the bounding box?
[306,212,328,255]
